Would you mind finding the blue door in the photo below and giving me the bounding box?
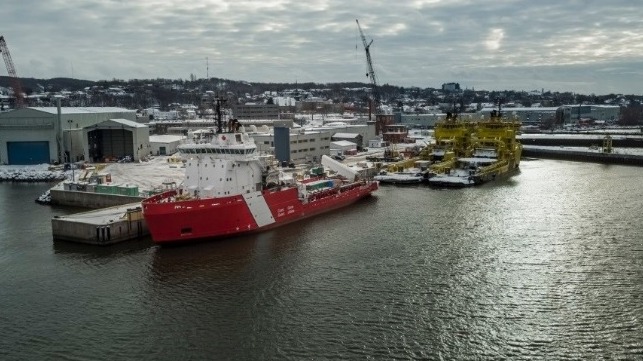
[7,141,50,165]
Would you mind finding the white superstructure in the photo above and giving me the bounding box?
[178,133,265,198]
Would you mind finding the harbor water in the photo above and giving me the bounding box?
[1,159,642,360]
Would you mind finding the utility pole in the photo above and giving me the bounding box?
[68,119,75,181]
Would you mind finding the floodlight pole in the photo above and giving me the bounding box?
[68,119,74,181]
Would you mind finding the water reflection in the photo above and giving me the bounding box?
[1,161,642,360]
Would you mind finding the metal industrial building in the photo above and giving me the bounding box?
[0,106,149,165]
[252,129,332,164]
[331,132,364,150]
[232,104,280,119]
[149,134,184,156]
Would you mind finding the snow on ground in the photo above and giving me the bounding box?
[0,164,68,182]
[100,156,185,192]
[1,156,186,193]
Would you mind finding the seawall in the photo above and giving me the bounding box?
[519,134,643,148]
[50,189,144,208]
[522,147,643,166]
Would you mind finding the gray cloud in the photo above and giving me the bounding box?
[2,0,642,94]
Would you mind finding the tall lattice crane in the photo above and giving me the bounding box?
[356,19,380,117]
[0,36,24,108]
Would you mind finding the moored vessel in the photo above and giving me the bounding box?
[142,128,378,244]
[374,170,424,184]
[426,107,522,187]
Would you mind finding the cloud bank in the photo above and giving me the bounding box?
[3,0,642,94]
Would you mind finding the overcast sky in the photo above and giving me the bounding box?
[3,0,643,95]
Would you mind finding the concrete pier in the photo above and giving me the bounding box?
[522,146,643,166]
[52,203,148,245]
[50,188,144,209]
[519,133,643,148]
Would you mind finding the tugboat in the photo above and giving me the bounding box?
[142,101,378,244]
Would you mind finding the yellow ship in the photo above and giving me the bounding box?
[426,108,522,187]
[421,111,474,174]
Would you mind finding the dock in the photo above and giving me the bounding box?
[522,146,643,166]
[51,203,148,245]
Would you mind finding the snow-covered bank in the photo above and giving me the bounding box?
[0,164,68,182]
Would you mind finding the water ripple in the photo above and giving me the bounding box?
[1,161,642,360]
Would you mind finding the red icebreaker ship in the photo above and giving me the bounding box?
[142,131,378,244]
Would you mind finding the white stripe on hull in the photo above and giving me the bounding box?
[243,191,276,228]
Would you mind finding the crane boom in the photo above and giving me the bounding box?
[0,36,24,108]
[356,19,379,112]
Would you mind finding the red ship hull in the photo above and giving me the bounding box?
[142,181,378,244]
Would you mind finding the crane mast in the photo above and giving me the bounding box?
[0,36,24,108]
[356,19,379,118]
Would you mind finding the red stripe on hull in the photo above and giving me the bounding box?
[143,182,378,245]
[143,193,259,243]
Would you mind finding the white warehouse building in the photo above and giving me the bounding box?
[0,106,150,165]
[251,129,332,164]
[149,134,185,156]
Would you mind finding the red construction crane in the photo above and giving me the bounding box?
[0,36,25,108]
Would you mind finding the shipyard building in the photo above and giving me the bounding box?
[557,105,621,125]
[479,105,620,126]
[252,129,332,164]
[0,106,150,165]
[248,121,377,164]
[232,103,280,119]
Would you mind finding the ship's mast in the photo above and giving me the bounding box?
[214,96,224,133]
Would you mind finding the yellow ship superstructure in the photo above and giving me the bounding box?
[427,109,522,187]
[470,109,522,179]
[384,112,471,175]
[419,112,474,173]
[378,109,522,186]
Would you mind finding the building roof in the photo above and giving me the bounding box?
[29,107,134,115]
[149,135,185,143]
[90,118,146,129]
[107,118,147,128]
[303,124,367,132]
[480,107,559,112]
[330,140,357,147]
[332,132,360,139]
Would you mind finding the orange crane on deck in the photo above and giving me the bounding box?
[0,36,25,108]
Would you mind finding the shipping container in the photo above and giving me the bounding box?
[96,184,116,194]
